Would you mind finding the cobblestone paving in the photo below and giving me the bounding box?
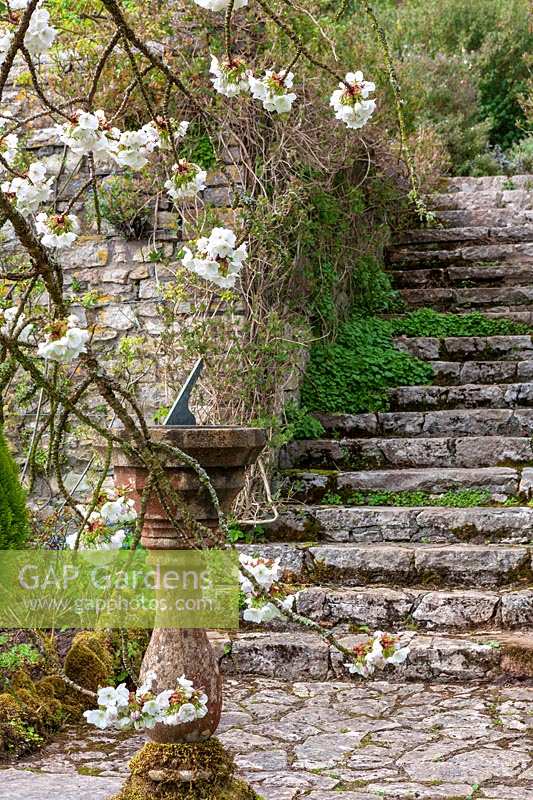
[1,678,532,799]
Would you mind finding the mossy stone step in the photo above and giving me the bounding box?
[314,409,533,437]
[393,262,533,290]
[266,504,533,545]
[442,175,533,192]
[437,208,533,228]
[395,225,533,247]
[291,585,532,632]
[388,382,533,410]
[393,335,533,362]
[282,436,533,471]
[215,630,533,682]
[400,286,533,313]
[281,467,524,504]
[388,243,533,268]
[430,188,533,211]
[237,542,532,589]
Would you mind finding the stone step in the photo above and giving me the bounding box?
[442,174,533,193]
[400,285,533,312]
[315,409,533,437]
[437,208,533,228]
[388,382,533,410]
[388,242,533,268]
[392,262,533,289]
[430,188,533,211]
[433,360,533,385]
[396,225,533,247]
[281,436,533,470]
[393,335,533,362]
[268,505,533,545]
[471,308,533,325]
[292,586,532,632]
[238,542,532,589]
[217,630,533,682]
[282,467,529,503]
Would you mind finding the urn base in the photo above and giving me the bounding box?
[111,740,260,800]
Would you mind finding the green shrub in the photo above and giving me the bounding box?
[0,428,30,549]
[283,401,326,441]
[506,136,533,174]
[97,173,153,239]
[301,316,433,413]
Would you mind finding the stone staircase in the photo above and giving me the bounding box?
[217,175,533,684]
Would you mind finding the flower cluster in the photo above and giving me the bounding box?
[24,7,57,56]
[249,70,297,114]
[239,554,295,623]
[194,0,247,11]
[57,109,120,161]
[83,671,208,731]
[344,631,410,678]
[181,227,247,289]
[36,212,80,249]
[2,161,53,216]
[0,305,33,343]
[209,57,297,114]
[37,314,90,363]
[65,491,137,551]
[114,122,160,170]
[165,160,207,202]
[210,55,250,98]
[330,71,376,130]
[0,122,19,169]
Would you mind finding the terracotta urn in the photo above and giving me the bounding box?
[112,425,266,743]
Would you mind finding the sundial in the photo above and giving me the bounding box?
[163,358,204,426]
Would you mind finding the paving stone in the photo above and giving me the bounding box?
[0,770,122,799]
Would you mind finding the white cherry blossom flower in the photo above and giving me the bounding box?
[330,70,376,130]
[243,600,281,623]
[0,125,19,168]
[10,0,31,9]
[194,0,247,11]
[57,109,119,161]
[114,122,160,170]
[181,227,247,289]
[100,496,137,525]
[37,314,90,363]
[165,160,206,201]
[0,30,13,67]
[24,8,57,56]
[176,702,197,723]
[2,161,54,216]
[36,212,80,249]
[210,55,250,97]
[0,305,33,343]
[249,69,297,114]
[177,674,195,698]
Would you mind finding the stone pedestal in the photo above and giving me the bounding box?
[111,425,265,796]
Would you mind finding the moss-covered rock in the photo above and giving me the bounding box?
[64,631,114,702]
[112,740,261,800]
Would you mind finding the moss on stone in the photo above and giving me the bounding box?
[112,740,261,800]
[64,631,114,702]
